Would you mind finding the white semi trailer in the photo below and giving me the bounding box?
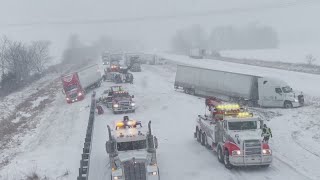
[174,65,304,108]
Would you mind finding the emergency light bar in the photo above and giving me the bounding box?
[116,120,139,129]
[114,91,127,94]
[216,104,240,110]
[237,112,253,118]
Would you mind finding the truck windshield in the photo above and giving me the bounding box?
[282,86,293,93]
[117,140,147,151]
[65,84,78,92]
[228,121,257,130]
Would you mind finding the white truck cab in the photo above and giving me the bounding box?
[106,118,160,180]
[258,77,304,108]
[195,105,272,169]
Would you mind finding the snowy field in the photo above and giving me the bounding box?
[1,61,320,179]
[220,45,320,65]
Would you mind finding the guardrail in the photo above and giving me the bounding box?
[77,92,96,180]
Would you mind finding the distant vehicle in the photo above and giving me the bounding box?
[174,65,304,108]
[195,101,272,169]
[103,60,121,81]
[61,64,102,103]
[106,118,160,180]
[125,53,142,72]
[189,48,206,59]
[101,52,110,65]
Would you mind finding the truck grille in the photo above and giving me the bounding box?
[123,160,146,180]
[298,95,304,104]
[120,101,131,107]
[244,140,261,156]
[70,93,77,99]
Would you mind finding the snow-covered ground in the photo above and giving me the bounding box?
[220,45,320,65]
[1,60,320,179]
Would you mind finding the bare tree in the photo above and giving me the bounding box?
[306,54,316,65]
[0,36,9,77]
[29,41,51,73]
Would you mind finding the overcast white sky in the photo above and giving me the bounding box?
[0,0,319,58]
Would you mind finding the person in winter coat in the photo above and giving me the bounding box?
[96,105,104,115]
[261,124,272,143]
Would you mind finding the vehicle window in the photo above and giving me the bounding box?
[117,140,147,151]
[282,86,293,93]
[228,121,257,130]
[275,88,282,93]
[65,84,78,92]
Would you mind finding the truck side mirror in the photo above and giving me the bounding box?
[106,141,113,153]
[61,89,65,95]
[131,95,134,98]
[154,136,158,149]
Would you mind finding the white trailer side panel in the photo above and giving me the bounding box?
[78,64,102,89]
[175,65,259,100]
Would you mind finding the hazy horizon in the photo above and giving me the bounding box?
[0,0,319,59]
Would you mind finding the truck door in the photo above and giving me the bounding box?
[273,87,285,107]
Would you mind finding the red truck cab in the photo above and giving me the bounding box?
[61,73,85,103]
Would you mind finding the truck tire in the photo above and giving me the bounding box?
[224,150,233,169]
[201,133,206,146]
[189,89,195,95]
[284,101,293,108]
[197,129,201,143]
[217,146,224,163]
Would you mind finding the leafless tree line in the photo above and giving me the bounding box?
[171,23,279,53]
[0,36,51,95]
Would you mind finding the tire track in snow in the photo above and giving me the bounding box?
[272,156,313,180]
[291,131,320,158]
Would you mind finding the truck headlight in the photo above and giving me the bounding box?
[232,150,241,156]
[262,149,272,155]
[294,99,298,102]
[149,171,158,175]
[113,176,122,180]
[78,92,82,96]
[113,104,119,108]
[131,102,135,106]
[66,98,70,101]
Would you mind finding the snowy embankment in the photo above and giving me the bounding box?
[218,46,320,74]
[221,46,320,65]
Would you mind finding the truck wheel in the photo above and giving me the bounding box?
[201,133,206,146]
[113,111,117,114]
[284,101,293,108]
[224,150,233,169]
[197,129,201,143]
[217,146,224,163]
[132,109,135,113]
[190,89,195,95]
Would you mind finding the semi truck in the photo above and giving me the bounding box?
[174,65,304,108]
[195,101,272,169]
[125,54,142,72]
[61,64,102,103]
[106,117,160,180]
